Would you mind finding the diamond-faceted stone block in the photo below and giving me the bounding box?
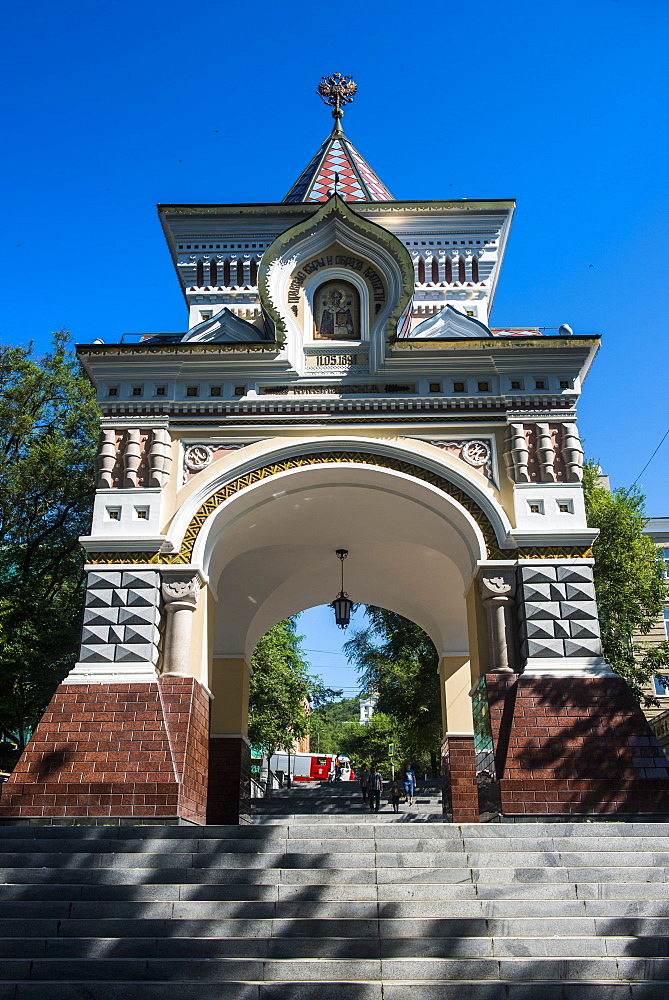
[520,566,558,584]
[560,601,598,620]
[87,571,122,590]
[126,589,157,608]
[520,583,553,602]
[122,570,160,590]
[525,638,565,658]
[84,589,115,608]
[123,624,161,646]
[522,619,555,639]
[118,605,161,626]
[556,564,593,584]
[523,601,561,620]
[79,644,116,663]
[554,620,571,639]
[83,606,119,626]
[81,625,110,645]
[570,619,601,639]
[114,642,157,662]
[564,638,602,657]
[565,582,597,602]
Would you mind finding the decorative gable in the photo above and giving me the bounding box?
[182,308,270,343]
[406,304,494,339]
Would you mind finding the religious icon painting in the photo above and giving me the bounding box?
[314,280,360,340]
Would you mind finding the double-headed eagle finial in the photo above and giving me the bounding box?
[317,73,357,122]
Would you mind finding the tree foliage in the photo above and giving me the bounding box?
[308,696,359,754]
[248,618,313,760]
[583,460,669,701]
[0,333,99,748]
[343,606,441,774]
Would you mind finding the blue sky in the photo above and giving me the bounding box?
[2,0,667,690]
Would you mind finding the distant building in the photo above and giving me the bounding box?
[638,518,669,754]
[359,694,377,725]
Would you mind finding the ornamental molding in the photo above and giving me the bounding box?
[83,449,593,567]
[478,570,517,602]
[415,438,494,482]
[182,441,259,484]
[162,574,201,606]
[258,195,414,346]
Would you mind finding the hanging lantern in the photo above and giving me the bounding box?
[331,549,353,629]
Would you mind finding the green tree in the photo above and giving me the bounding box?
[309,696,359,754]
[248,618,313,762]
[583,460,669,702]
[344,607,442,775]
[0,333,99,749]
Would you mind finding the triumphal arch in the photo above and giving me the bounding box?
[3,76,668,824]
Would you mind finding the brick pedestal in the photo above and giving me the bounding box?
[207,736,252,825]
[0,676,209,823]
[482,672,669,816]
[441,735,479,823]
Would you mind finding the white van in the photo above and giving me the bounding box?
[328,755,354,782]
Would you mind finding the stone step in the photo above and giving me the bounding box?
[4,914,669,940]
[2,935,668,960]
[3,881,669,902]
[1,899,669,921]
[1,956,668,982]
[2,983,667,1000]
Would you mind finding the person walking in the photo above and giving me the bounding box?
[403,763,416,806]
[369,766,383,812]
[388,779,403,814]
[359,764,370,804]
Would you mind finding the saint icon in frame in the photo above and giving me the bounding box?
[314,280,360,340]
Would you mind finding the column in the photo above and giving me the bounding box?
[478,569,517,673]
[161,573,201,675]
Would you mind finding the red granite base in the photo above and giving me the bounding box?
[484,672,669,815]
[206,737,252,824]
[0,676,210,823]
[442,735,479,823]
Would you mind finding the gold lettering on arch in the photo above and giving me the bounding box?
[287,255,386,304]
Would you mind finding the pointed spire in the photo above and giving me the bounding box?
[283,75,393,204]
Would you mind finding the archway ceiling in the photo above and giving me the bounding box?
[206,466,477,660]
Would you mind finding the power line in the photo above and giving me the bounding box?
[633,428,669,485]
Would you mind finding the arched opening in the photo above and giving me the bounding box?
[176,453,496,823]
[242,600,444,815]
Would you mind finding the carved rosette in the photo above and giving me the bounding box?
[419,439,494,481]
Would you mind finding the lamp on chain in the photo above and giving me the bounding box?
[331,549,353,629]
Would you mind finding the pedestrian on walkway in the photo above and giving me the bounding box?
[369,766,383,812]
[403,763,416,806]
[359,764,370,804]
[388,780,403,813]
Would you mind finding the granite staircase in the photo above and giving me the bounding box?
[0,783,668,998]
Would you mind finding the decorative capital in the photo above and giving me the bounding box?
[478,571,516,602]
[317,73,357,122]
[162,575,200,607]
